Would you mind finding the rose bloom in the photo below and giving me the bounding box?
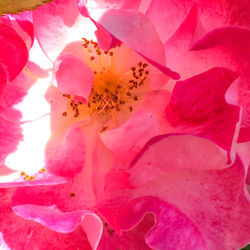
[0,0,250,249]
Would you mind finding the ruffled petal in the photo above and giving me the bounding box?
[0,189,92,250]
[13,204,102,249]
[165,68,240,157]
[0,24,28,81]
[98,158,250,250]
[118,196,207,250]
[100,110,158,163]
[46,123,86,179]
[55,53,93,102]
[130,135,227,186]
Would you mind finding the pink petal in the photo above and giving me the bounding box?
[55,53,93,102]
[100,110,158,163]
[46,123,86,179]
[133,158,250,250]
[130,135,227,186]
[0,64,7,94]
[0,189,92,249]
[165,5,199,70]
[118,196,207,250]
[97,213,154,250]
[94,23,121,51]
[33,0,93,62]
[165,67,240,155]
[196,0,250,31]
[0,70,36,108]
[13,205,102,249]
[99,158,250,249]
[191,27,250,54]
[0,24,28,81]
[146,0,195,43]
[9,11,34,50]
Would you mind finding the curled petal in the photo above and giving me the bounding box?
[165,67,240,156]
[130,134,227,186]
[12,205,102,250]
[0,24,28,81]
[55,53,93,103]
[100,110,158,162]
[118,196,207,250]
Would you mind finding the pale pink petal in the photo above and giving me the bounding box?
[0,24,28,81]
[99,10,164,65]
[46,123,86,179]
[96,9,179,79]
[118,196,207,250]
[0,70,36,108]
[55,53,93,102]
[0,110,22,163]
[33,0,94,62]
[0,71,38,173]
[13,205,102,249]
[100,110,158,163]
[165,68,240,155]
[130,135,227,186]
[82,0,141,10]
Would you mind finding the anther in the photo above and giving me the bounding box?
[145,70,149,74]
[131,67,136,71]
[39,168,46,173]
[126,92,132,96]
[29,176,35,181]
[129,106,133,112]
[62,111,67,116]
[90,56,95,61]
[109,51,113,56]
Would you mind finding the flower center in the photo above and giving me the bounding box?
[61,39,151,128]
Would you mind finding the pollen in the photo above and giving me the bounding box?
[61,38,150,121]
[39,168,46,174]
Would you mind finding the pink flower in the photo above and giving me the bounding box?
[0,0,249,249]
